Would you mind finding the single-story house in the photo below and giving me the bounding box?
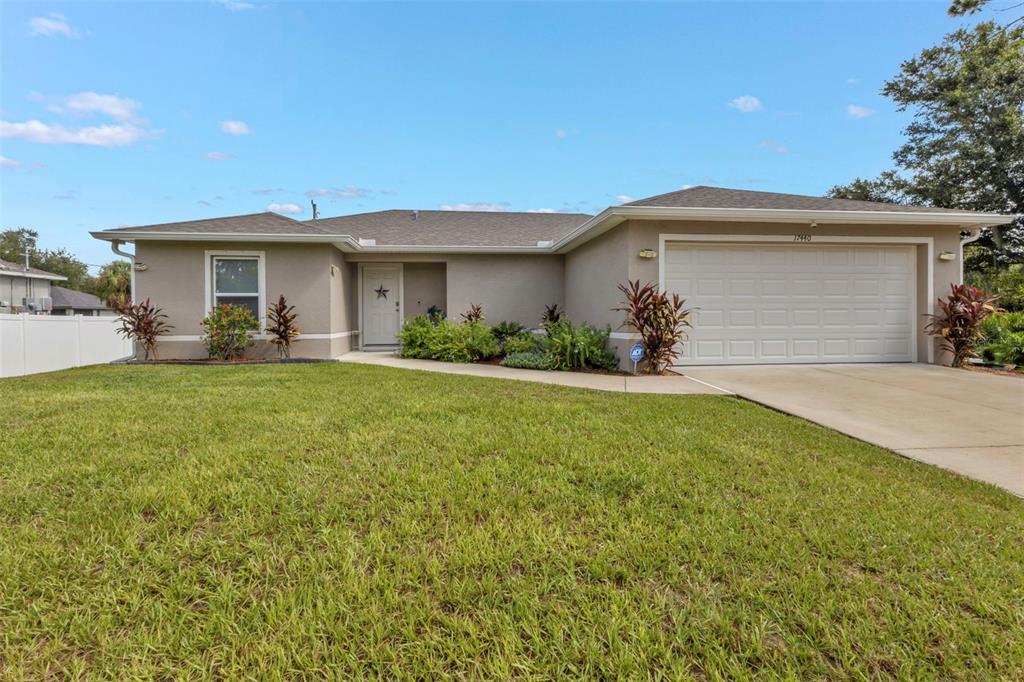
[90,186,1011,366]
[49,286,116,316]
[0,258,66,314]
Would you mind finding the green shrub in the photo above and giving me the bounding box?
[503,332,540,355]
[397,315,436,358]
[542,319,618,371]
[201,303,259,360]
[501,351,554,370]
[427,320,499,363]
[493,320,526,344]
[979,311,1024,366]
[399,316,499,363]
[967,264,1024,312]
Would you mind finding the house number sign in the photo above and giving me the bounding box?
[793,234,812,242]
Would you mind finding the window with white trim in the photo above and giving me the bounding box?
[211,256,262,321]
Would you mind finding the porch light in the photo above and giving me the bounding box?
[638,249,657,259]
[938,251,956,261]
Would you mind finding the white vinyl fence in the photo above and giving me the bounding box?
[0,314,133,378]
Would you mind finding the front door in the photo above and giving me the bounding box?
[362,265,401,345]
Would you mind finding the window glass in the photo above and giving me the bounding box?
[214,258,258,294]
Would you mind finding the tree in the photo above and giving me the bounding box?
[0,228,95,292]
[949,0,1022,27]
[94,261,132,308]
[828,22,1024,267]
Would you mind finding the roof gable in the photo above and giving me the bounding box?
[102,212,329,235]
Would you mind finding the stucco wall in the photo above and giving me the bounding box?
[564,225,630,330]
[403,263,447,318]
[134,241,338,359]
[446,254,563,326]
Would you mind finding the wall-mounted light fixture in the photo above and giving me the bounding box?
[638,248,657,259]
[132,262,148,272]
[938,251,956,262]
[810,221,818,229]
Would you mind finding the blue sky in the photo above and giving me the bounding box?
[0,1,987,268]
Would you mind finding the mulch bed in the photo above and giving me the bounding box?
[477,357,632,376]
[963,364,1023,378]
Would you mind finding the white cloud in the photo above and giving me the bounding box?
[555,128,567,139]
[0,155,20,169]
[28,13,80,38]
[54,190,77,200]
[306,185,370,199]
[438,202,508,212]
[527,208,556,213]
[205,151,232,161]
[198,200,213,207]
[614,194,634,203]
[252,188,281,195]
[220,120,251,135]
[0,119,155,147]
[62,92,142,122]
[758,140,788,153]
[267,202,303,215]
[219,0,255,10]
[729,95,763,113]
[847,104,875,119]
[846,77,861,85]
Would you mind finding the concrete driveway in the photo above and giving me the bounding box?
[682,364,1024,496]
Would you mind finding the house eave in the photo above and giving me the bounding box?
[551,206,1014,253]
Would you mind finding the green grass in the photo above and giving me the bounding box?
[1,364,1022,679]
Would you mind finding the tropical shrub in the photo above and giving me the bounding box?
[542,319,618,371]
[426,320,499,363]
[501,351,554,370]
[426,305,445,323]
[461,303,484,323]
[398,316,498,363]
[266,295,300,358]
[541,303,563,324]
[503,333,540,355]
[613,280,692,374]
[924,283,1000,367]
[201,303,259,360]
[115,298,173,360]
[493,320,526,344]
[397,315,436,358]
[979,311,1024,366]
[967,264,1024,312]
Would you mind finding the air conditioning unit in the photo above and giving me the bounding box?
[22,297,37,312]
[38,297,53,312]
[21,297,53,313]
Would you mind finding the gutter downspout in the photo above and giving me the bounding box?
[110,240,138,361]
[959,229,983,284]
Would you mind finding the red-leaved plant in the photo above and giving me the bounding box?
[541,303,563,324]
[613,280,692,374]
[115,298,173,360]
[266,295,301,358]
[924,283,1000,367]
[461,303,484,323]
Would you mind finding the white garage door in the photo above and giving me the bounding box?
[664,242,916,365]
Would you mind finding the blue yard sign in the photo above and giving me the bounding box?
[629,343,644,362]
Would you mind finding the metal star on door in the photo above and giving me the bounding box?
[374,284,390,300]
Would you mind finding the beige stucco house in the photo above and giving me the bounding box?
[90,186,1011,366]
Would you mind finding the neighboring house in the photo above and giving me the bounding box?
[0,258,66,314]
[90,186,1011,366]
[50,286,116,316]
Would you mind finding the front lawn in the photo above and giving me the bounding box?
[1,364,1021,678]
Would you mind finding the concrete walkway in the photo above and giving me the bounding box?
[684,364,1024,497]
[337,351,727,395]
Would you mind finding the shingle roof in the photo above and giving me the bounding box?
[103,212,330,235]
[50,286,111,310]
[0,258,67,279]
[626,185,983,214]
[306,210,593,246]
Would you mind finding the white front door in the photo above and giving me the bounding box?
[362,265,401,345]
[665,242,916,365]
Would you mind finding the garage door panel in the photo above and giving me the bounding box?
[666,242,915,365]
